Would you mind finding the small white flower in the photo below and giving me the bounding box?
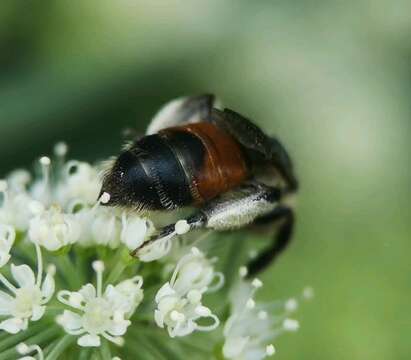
[0,180,34,232]
[223,279,300,360]
[55,161,101,206]
[135,219,191,262]
[6,170,32,192]
[28,205,81,251]
[113,275,144,318]
[90,208,122,249]
[171,247,224,295]
[0,224,15,267]
[121,213,153,251]
[74,195,125,249]
[16,342,44,360]
[57,260,143,347]
[154,248,223,338]
[0,244,55,334]
[137,236,173,262]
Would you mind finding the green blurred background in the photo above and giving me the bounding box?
[1,1,410,359]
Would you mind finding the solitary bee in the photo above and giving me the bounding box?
[100,95,298,276]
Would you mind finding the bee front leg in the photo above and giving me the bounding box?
[130,213,207,259]
[132,183,283,263]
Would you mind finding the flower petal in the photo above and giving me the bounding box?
[108,319,131,336]
[78,334,101,347]
[41,273,55,302]
[121,216,147,251]
[79,284,96,302]
[0,317,26,334]
[59,310,82,331]
[171,319,196,338]
[154,310,164,328]
[0,252,11,268]
[0,290,13,315]
[155,283,175,303]
[138,236,172,262]
[31,305,45,321]
[222,336,250,358]
[11,264,35,288]
[0,224,15,248]
[104,286,129,313]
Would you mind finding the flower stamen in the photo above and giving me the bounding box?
[92,260,105,298]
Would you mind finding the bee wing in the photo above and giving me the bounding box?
[212,108,298,191]
[146,94,218,135]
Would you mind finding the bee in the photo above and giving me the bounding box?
[100,95,298,276]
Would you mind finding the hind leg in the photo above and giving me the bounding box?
[246,206,294,277]
[131,183,282,259]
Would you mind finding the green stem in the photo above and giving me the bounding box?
[126,334,162,360]
[74,251,88,285]
[223,233,246,290]
[0,322,49,352]
[57,256,80,290]
[143,332,183,360]
[0,326,58,360]
[105,261,126,286]
[136,333,167,359]
[100,340,112,360]
[78,348,91,360]
[42,338,60,357]
[45,335,75,360]
[104,248,132,286]
[140,325,210,354]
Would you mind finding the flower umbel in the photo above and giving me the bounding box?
[57,260,142,347]
[0,143,311,358]
[223,272,308,360]
[154,247,223,337]
[28,205,81,251]
[0,244,54,334]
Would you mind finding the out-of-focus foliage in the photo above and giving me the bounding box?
[0,1,410,359]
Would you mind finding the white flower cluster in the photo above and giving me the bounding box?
[154,247,223,337]
[0,144,309,358]
[0,243,54,334]
[57,260,143,347]
[0,147,153,256]
[223,268,312,360]
[0,148,153,345]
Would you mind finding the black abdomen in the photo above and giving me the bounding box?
[134,132,204,209]
[101,122,248,210]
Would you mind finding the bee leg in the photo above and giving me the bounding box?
[146,94,217,135]
[132,183,288,267]
[246,206,294,277]
[130,213,207,257]
[131,183,278,257]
